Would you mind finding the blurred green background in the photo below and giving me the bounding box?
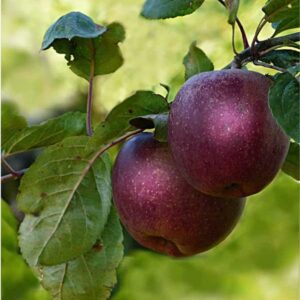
[2,0,299,299]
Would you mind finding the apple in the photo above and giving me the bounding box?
[112,132,245,257]
[168,69,289,198]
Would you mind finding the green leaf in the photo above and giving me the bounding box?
[272,10,299,35]
[159,83,171,101]
[41,12,107,49]
[281,142,300,180]
[2,102,27,146]
[38,207,123,300]
[2,200,50,299]
[42,12,125,80]
[260,50,300,69]
[129,113,169,142]
[3,112,86,156]
[288,64,300,77]
[2,200,18,252]
[263,0,299,35]
[183,42,214,80]
[263,0,294,17]
[141,0,205,19]
[269,72,300,143]
[18,136,112,266]
[2,248,51,300]
[87,91,169,152]
[225,0,240,25]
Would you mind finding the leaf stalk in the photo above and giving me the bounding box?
[86,40,96,136]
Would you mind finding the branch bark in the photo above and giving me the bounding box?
[228,32,300,68]
[239,32,299,62]
[1,168,28,183]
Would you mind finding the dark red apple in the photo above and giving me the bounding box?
[112,133,245,257]
[168,69,289,198]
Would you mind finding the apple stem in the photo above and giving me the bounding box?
[231,58,241,69]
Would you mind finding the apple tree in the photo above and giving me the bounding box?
[2,1,299,299]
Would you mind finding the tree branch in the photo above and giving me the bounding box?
[253,60,287,72]
[1,157,22,177]
[236,18,249,49]
[251,17,267,55]
[1,168,28,183]
[227,32,300,69]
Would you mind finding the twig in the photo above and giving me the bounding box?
[92,129,143,161]
[1,168,28,183]
[217,0,249,49]
[78,129,144,185]
[253,60,287,73]
[236,18,249,49]
[224,32,300,69]
[231,24,238,55]
[1,129,143,183]
[86,40,95,136]
[1,157,23,178]
[257,44,291,57]
[251,17,267,56]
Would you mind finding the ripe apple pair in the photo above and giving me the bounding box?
[112,69,289,257]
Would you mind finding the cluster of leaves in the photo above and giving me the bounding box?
[261,1,300,172]
[262,0,299,35]
[2,12,169,300]
[2,1,299,300]
[2,91,168,300]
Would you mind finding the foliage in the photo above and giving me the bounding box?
[87,91,169,152]
[183,41,214,80]
[42,12,125,80]
[260,49,299,69]
[268,72,299,143]
[263,0,299,35]
[2,112,86,156]
[38,208,123,300]
[129,112,169,142]
[225,0,240,25]
[2,1,299,300]
[18,137,113,266]
[141,0,205,19]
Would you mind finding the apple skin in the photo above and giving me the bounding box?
[168,69,289,198]
[112,133,245,257]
